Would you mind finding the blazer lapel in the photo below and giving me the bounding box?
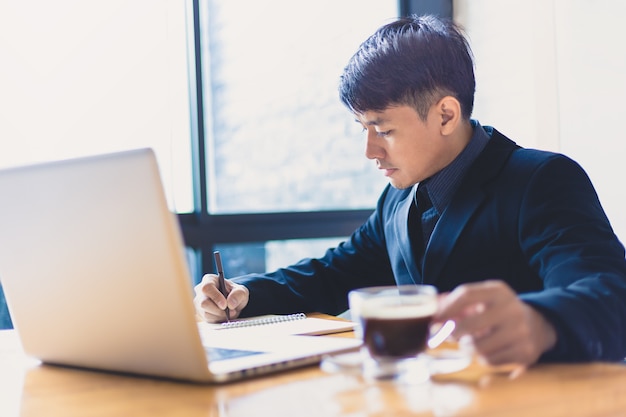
[394,187,422,285]
[422,184,485,284]
[422,132,519,284]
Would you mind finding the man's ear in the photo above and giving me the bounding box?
[437,96,462,135]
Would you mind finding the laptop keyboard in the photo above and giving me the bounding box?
[197,323,264,362]
[204,346,263,362]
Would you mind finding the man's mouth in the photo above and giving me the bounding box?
[380,167,396,177]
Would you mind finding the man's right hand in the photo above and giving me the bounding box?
[193,274,250,323]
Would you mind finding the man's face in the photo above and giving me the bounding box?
[356,105,451,190]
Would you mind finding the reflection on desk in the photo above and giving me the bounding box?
[2,329,626,417]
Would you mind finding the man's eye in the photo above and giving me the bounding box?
[376,130,391,137]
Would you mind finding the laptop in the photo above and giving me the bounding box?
[0,148,360,383]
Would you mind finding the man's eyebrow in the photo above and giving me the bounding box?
[354,117,387,126]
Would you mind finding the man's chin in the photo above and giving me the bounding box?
[388,180,414,190]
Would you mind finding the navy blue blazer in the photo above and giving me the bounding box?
[234,127,626,361]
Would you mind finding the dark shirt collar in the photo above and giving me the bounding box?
[417,119,491,215]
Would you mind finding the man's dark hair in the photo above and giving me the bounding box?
[339,15,475,121]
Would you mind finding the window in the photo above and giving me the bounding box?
[182,0,398,278]
[199,0,394,214]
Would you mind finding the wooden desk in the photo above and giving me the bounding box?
[2,329,626,417]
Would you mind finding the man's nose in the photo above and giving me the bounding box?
[364,130,384,160]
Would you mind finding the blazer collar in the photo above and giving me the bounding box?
[422,130,520,284]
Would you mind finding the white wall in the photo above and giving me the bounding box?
[455,0,626,243]
[0,0,192,211]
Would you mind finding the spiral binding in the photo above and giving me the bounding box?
[219,313,307,329]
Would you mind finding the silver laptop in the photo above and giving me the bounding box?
[0,148,360,383]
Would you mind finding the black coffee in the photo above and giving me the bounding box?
[361,315,433,359]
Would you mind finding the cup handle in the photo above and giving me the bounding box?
[426,321,475,375]
[427,320,456,349]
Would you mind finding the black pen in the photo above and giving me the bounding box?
[213,250,231,322]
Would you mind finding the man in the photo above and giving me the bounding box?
[194,15,626,367]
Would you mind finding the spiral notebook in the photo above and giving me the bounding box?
[199,313,356,336]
